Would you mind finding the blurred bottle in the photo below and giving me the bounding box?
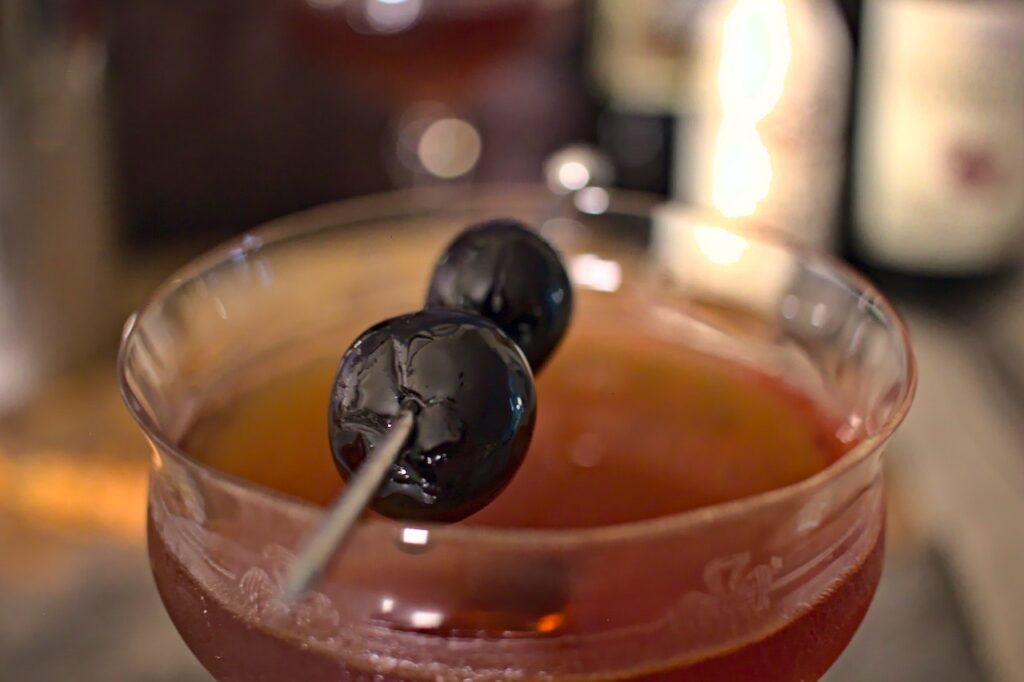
[0,0,115,411]
[850,0,1024,276]
[678,0,851,249]
[588,0,699,194]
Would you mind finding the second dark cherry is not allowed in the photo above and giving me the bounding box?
[426,219,573,372]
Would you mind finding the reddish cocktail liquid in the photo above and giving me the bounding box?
[287,1,543,104]
[151,326,880,681]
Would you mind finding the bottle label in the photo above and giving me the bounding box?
[677,0,851,249]
[590,0,696,114]
[855,0,1024,272]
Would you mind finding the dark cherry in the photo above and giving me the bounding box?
[328,309,536,522]
[426,218,573,371]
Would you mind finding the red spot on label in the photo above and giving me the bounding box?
[949,143,1002,190]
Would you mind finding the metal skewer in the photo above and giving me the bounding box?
[280,410,415,603]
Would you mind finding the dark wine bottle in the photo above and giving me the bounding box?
[587,0,697,195]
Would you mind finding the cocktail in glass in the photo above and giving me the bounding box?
[286,0,581,185]
[119,187,915,681]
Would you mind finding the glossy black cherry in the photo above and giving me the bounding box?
[426,218,573,371]
[328,309,536,522]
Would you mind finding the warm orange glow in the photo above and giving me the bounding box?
[0,451,148,540]
[535,612,566,634]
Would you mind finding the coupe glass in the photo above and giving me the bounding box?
[119,187,915,681]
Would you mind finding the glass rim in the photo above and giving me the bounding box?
[118,183,917,548]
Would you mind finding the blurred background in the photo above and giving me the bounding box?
[1,0,1023,680]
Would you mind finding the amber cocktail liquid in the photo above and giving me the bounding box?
[152,321,881,681]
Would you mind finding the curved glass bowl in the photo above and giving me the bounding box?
[119,187,915,682]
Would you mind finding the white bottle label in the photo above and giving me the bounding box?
[677,0,850,250]
[590,0,699,114]
[855,0,1024,272]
